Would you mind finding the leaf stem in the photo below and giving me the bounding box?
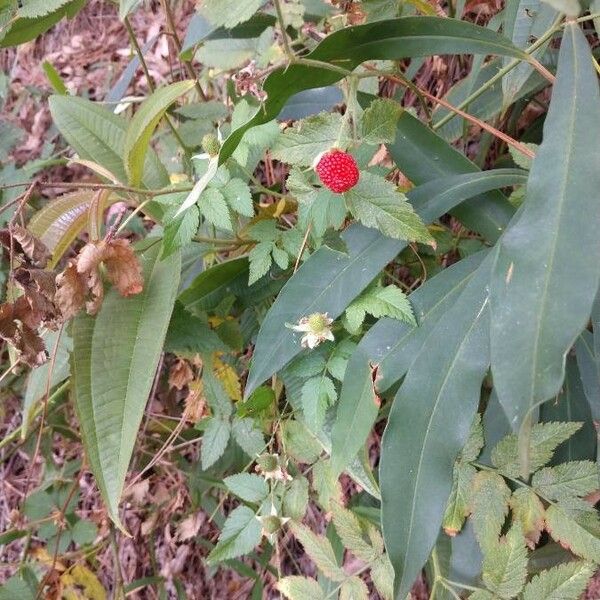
[160,0,208,101]
[273,0,295,61]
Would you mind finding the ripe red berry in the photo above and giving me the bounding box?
[315,149,359,193]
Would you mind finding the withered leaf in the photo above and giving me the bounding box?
[101,239,144,297]
[14,268,58,327]
[0,302,18,341]
[18,325,48,367]
[0,226,51,268]
[55,262,87,321]
[0,301,48,367]
[169,359,194,390]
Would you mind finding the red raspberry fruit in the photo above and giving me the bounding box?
[315,149,360,193]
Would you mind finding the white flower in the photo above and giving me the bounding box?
[289,312,334,349]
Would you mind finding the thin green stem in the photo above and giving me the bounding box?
[273,0,295,61]
[434,14,562,131]
[442,578,485,593]
[124,16,190,155]
[0,180,195,197]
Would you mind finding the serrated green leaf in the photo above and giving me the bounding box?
[470,471,511,552]
[327,339,356,382]
[522,560,594,600]
[224,473,268,503]
[532,461,599,501]
[361,98,403,144]
[281,419,322,464]
[291,523,346,581]
[491,422,582,478]
[460,414,485,463]
[222,178,254,217]
[201,418,231,470]
[509,488,545,547]
[18,0,71,18]
[231,416,265,457]
[545,503,600,562]
[71,242,180,530]
[124,80,194,186]
[312,459,342,510]
[248,241,273,285]
[331,503,378,563]
[271,113,346,167]
[345,284,415,333]
[283,476,309,521]
[490,26,600,463]
[541,354,597,463]
[198,187,232,231]
[371,555,394,600]
[207,505,262,563]
[277,576,325,600]
[345,172,432,243]
[301,375,337,432]
[481,524,528,600]
[200,0,268,28]
[340,576,369,600]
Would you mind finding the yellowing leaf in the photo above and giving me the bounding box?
[213,355,242,401]
[60,564,106,600]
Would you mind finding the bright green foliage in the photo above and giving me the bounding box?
[361,98,403,145]
[443,462,477,535]
[301,375,337,432]
[161,202,199,259]
[283,476,309,520]
[272,113,349,167]
[345,284,415,333]
[339,577,369,600]
[491,422,582,478]
[481,524,528,599]
[521,561,594,600]
[545,504,600,562]
[345,172,432,242]
[331,503,379,563]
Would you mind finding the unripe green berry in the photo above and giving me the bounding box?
[201,133,220,157]
[261,515,282,534]
[257,453,278,472]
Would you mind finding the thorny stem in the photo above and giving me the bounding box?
[160,0,208,101]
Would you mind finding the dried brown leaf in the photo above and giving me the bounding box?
[102,239,143,297]
[0,226,51,268]
[18,324,48,367]
[55,262,87,320]
[0,302,18,341]
[168,359,194,390]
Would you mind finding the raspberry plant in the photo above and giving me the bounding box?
[1,0,600,598]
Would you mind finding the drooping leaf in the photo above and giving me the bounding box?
[575,330,600,420]
[220,17,527,162]
[443,462,477,536]
[331,503,378,563]
[49,95,168,194]
[380,256,492,599]
[202,418,231,470]
[71,241,180,529]
[283,476,309,521]
[278,87,344,121]
[123,80,195,186]
[490,26,600,446]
